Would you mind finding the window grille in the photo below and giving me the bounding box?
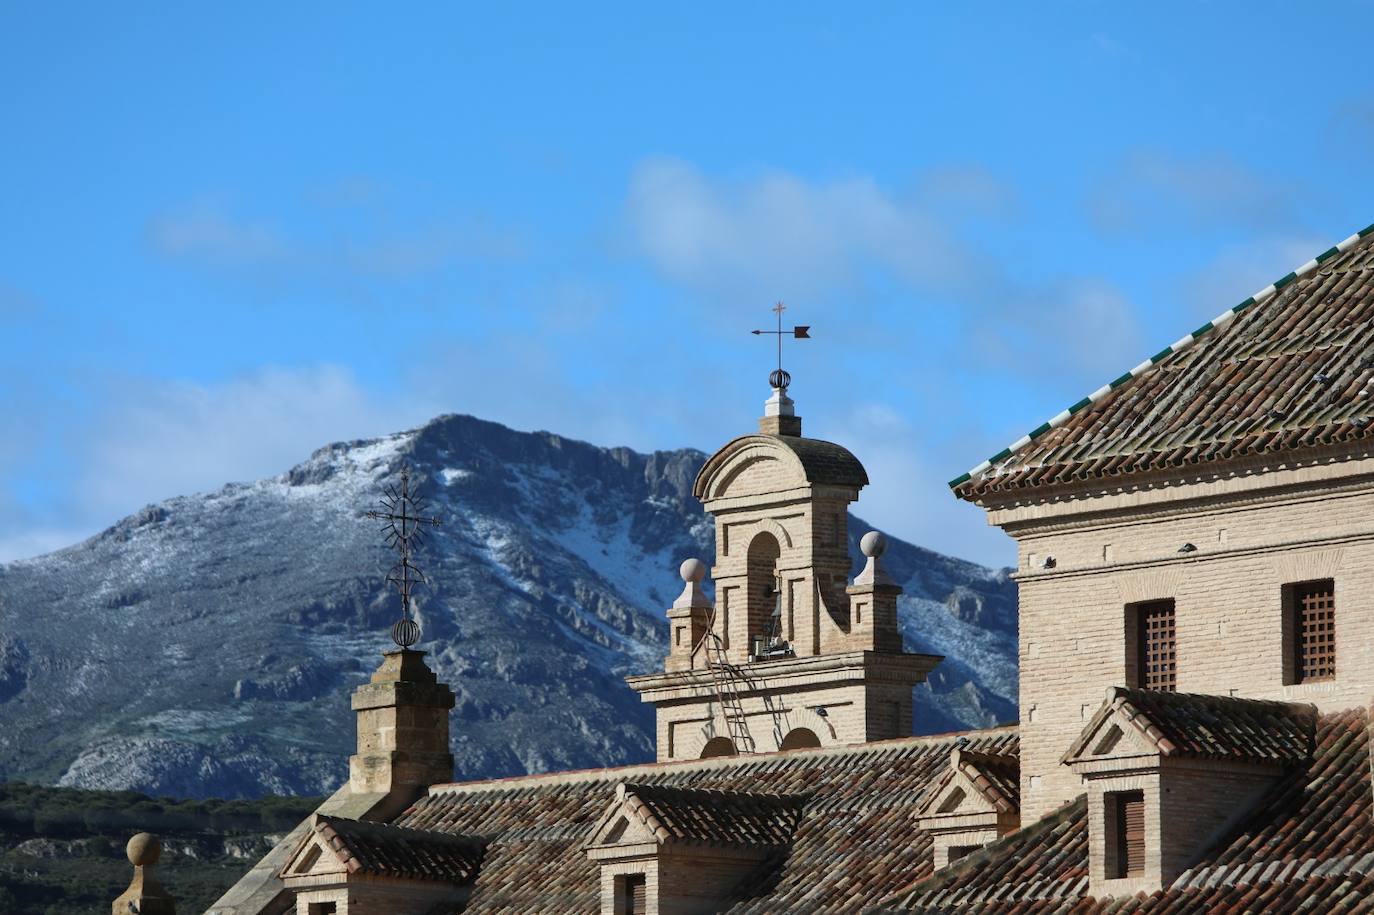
[1293,580,1336,682]
[1137,601,1176,692]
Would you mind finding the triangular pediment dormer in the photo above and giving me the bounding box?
[1062,694,1164,771]
[916,741,1021,870]
[920,769,992,820]
[280,818,349,879]
[586,785,661,852]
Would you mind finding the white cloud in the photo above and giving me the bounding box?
[1089,149,1301,236]
[625,157,984,300]
[74,365,435,525]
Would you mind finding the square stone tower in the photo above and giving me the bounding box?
[628,383,941,761]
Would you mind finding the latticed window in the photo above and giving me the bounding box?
[1291,580,1336,683]
[1136,600,1176,692]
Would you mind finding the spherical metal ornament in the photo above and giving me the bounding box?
[860,530,887,559]
[127,832,161,867]
[679,557,707,583]
[769,368,791,390]
[391,617,421,648]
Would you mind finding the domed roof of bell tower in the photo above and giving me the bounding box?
[693,433,868,503]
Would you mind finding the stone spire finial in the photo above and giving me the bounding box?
[854,531,895,587]
[674,558,712,609]
[112,832,176,914]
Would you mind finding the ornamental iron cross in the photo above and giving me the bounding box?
[365,465,442,648]
[751,301,810,390]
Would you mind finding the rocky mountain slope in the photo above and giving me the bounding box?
[0,414,1016,799]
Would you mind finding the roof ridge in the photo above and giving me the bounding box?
[948,221,1374,490]
[314,813,483,846]
[425,725,1019,795]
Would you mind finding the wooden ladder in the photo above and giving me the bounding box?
[698,610,756,754]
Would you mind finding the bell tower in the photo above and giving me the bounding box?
[628,359,942,761]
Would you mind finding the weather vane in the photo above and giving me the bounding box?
[365,465,442,648]
[751,301,810,390]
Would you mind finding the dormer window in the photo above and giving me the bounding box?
[915,745,1020,869]
[1064,687,1314,896]
[585,783,803,915]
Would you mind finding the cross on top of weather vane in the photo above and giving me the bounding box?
[365,465,442,649]
[751,301,810,391]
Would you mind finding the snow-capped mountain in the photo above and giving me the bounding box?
[0,414,1016,799]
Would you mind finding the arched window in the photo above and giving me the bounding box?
[700,736,737,759]
[746,531,781,654]
[779,727,821,751]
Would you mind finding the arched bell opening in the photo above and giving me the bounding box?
[779,727,821,751]
[746,531,790,660]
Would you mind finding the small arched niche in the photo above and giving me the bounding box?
[779,727,821,751]
[700,736,737,759]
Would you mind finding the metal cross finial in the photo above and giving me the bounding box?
[751,301,810,390]
[365,465,442,648]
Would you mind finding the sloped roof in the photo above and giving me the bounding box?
[390,728,1018,914]
[876,707,1374,913]
[617,783,803,847]
[952,222,1374,499]
[299,814,484,883]
[918,746,1020,818]
[1064,687,1316,766]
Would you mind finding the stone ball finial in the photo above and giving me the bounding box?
[127,832,161,867]
[860,531,887,559]
[680,558,707,583]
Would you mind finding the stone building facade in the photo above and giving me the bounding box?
[209,221,1374,913]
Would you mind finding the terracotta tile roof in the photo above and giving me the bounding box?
[391,728,1018,914]
[957,749,1020,814]
[618,782,804,847]
[918,746,1020,817]
[876,707,1373,913]
[305,813,485,883]
[951,223,1374,498]
[1064,688,1316,765]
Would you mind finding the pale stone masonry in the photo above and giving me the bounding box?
[627,393,941,760]
[212,230,1374,912]
[988,452,1374,822]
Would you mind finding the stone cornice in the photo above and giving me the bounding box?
[625,650,942,703]
[983,439,1374,531]
[1014,529,1374,586]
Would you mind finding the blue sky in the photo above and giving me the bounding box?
[2,4,1373,566]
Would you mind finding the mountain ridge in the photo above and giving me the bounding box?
[0,413,1016,798]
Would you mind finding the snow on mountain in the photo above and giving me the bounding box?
[0,414,1016,798]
